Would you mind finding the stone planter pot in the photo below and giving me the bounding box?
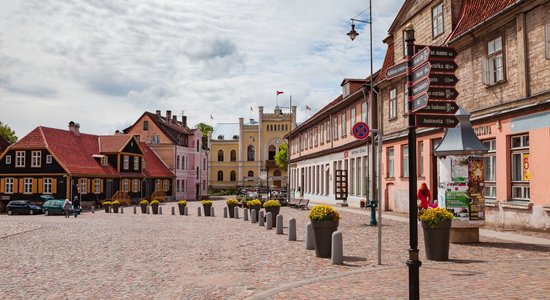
[248,205,260,220]
[112,205,119,213]
[311,220,339,258]
[228,204,237,218]
[203,204,212,217]
[151,204,159,215]
[104,205,110,213]
[178,205,186,215]
[264,207,280,224]
[422,220,452,261]
[140,204,147,214]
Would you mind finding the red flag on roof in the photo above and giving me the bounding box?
[276,91,284,95]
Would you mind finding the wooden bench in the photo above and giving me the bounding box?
[288,199,302,208]
[296,199,310,210]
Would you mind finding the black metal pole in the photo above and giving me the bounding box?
[404,23,421,300]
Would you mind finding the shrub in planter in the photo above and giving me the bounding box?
[139,199,148,214]
[102,201,112,213]
[247,199,262,219]
[308,205,340,258]
[177,200,187,215]
[419,207,454,261]
[226,198,239,218]
[201,200,213,217]
[111,200,121,213]
[151,200,160,215]
[263,200,281,224]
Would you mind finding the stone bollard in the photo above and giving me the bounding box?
[133,206,137,214]
[234,206,239,219]
[109,206,112,213]
[147,206,150,214]
[251,209,257,223]
[172,206,175,215]
[331,231,344,265]
[184,206,188,216]
[91,206,95,214]
[276,215,283,234]
[259,211,265,226]
[288,218,297,241]
[266,212,272,230]
[243,208,249,221]
[306,222,315,250]
[223,207,228,218]
[121,206,124,214]
[198,207,202,217]
[210,206,215,217]
[159,207,163,215]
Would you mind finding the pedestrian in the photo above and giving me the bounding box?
[417,183,431,211]
[63,199,72,218]
[73,196,80,210]
[429,199,439,208]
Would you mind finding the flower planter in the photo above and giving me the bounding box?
[203,204,212,216]
[112,205,119,213]
[311,220,339,258]
[264,207,280,224]
[140,204,147,214]
[178,205,186,215]
[151,204,159,215]
[248,205,260,219]
[104,205,110,213]
[227,204,237,218]
[422,219,451,261]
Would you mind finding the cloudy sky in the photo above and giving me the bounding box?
[0,0,403,137]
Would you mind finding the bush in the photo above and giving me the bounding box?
[309,205,340,222]
[139,200,149,205]
[263,200,281,208]
[247,199,262,207]
[419,207,454,228]
[102,201,112,206]
[178,200,187,205]
[201,200,213,205]
[226,198,239,206]
[150,200,160,205]
[111,200,121,206]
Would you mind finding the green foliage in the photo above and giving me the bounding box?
[226,198,239,206]
[274,143,288,171]
[150,200,160,205]
[178,200,187,205]
[209,189,237,196]
[201,200,213,205]
[139,199,149,205]
[195,122,213,136]
[263,200,281,208]
[309,205,340,221]
[247,199,262,207]
[419,207,454,228]
[0,121,17,144]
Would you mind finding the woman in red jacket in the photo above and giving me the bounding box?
[417,183,431,210]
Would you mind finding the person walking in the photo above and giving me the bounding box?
[417,183,431,211]
[63,199,72,218]
[73,196,80,217]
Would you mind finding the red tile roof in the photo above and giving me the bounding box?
[139,142,174,178]
[375,42,395,83]
[99,135,133,153]
[447,0,520,42]
[124,111,194,146]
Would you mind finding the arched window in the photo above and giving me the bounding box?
[182,156,185,169]
[196,167,199,180]
[176,155,180,169]
[217,171,223,181]
[230,150,237,162]
[268,145,276,160]
[247,145,255,161]
[248,170,254,177]
[218,150,224,162]
[196,140,200,152]
[230,171,236,181]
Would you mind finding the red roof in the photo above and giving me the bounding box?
[447,0,520,42]
[375,42,395,83]
[139,142,174,178]
[99,135,133,153]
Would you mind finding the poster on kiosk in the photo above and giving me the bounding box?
[438,155,485,225]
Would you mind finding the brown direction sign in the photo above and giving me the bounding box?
[386,61,407,79]
[412,93,429,111]
[413,100,460,114]
[422,73,459,86]
[416,114,459,128]
[412,46,458,69]
[424,87,459,100]
[412,61,459,82]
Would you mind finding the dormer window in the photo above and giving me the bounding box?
[218,135,224,140]
[101,157,108,167]
[343,83,351,97]
[232,135,238,140]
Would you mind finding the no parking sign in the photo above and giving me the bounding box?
[352,122,370,140]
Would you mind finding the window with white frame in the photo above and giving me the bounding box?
[155,179,161,191]
[389,88,397,119]
[510,134,530,201]
[101,156,108,167]
[341,112,347,137]
[123,155,129,170]
[94,179,101,194]
[5,178,14,193]
[350,108,356,133]
[163,179,169,192]
[432,2,444,38]
[333,117,338,140]
[181,180,185,192]
[133,179,139,193]
[320,124,324,144]
[362,102,368,123]
[403,82,409,114]
[314,127,318,146]
[418,141,424,177]
[5,155,11,165]
[46,155,52,164]
[43,178,52,194]
[483,139,496,199]
[16,151,25,167]
[133,156,139,170]
[151,135,160,144]
[402,145,409,177]
[387,147,394,177]
[80,178,87,194]
[24,178,32,194]
[326,120,331,141]
[545,24,550,59]
[309,130,313,148]
[483,36,505,85]
[31,151,41,167]
[123,179,129,192]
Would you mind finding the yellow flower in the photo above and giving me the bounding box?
[308,205,340,221]
[178,200,187,205]
[418,207,454,228]
[201,200,213,205]
[226,198,239,206]
[263,200,281,208]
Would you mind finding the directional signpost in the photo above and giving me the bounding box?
[386,61,407,80]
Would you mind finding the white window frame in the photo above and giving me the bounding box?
[314,127,318,146]
[5,155,11,165]
[362,102,367,123]
[350,108,356,133]
[155,179,161,191]
[402,145,409,177]
[123,155,129,170]
[31,151,41,167]
[5,178,14,194]
[387,147,395,178]
[133,157,139,170]
[341,112,347,137]
[16,151,25,167]
[133,179,139,193]
[483,139,496,199]
[46,155,52,164]
[101,156,108,167]
[163,179,169,192]
[510,134,530,201]
[80,178,87,194]
[326,120,331,141]
[24,178,32,194]
[43,178,52,194]
[483,36,505,86]
[123,179,129,192]
[320,124,324,144]
[432,2,444,38]
[389,88,397,119]
[94,179,101,194]
[333,117,338,140]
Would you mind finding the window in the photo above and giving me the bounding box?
[314,128,318,146]
[362,102,367,123]
[80,178,87,194]
[133,179,139,193]
[123,179,129,192]
[309,129,313,148]
[196,167,199,180]
[155,179,161,191]
[320,124,324,144]
[402,145,409,177]
[94,179,101,194]
[404,82,408,114]
[247,145,255,161]
[248,170,254,177]
[432,2,444,38]
[217,171,224,181]
[24,178,32,194]
[16,151,25,167]
[483,140,496,199]
[101,156,108,167]
[30,151,41,167]
[176,156,180,169]
[182,156,185,169]
[230,171,236,181]
[387,147,394,177]
[123,156,129,170]
[181,180,185,192]
[545,24,550,59]
[326,120,331,141]
[389,88,397,119]
[218,150,224,162]
[43,178,52,194]
[133,156,139,170]
[333,117,338,140]
[483,36,505,85]
[230,150,236,162]
[418,141,424,177]
[341,112,347,137]
[5,178,14,193]
[268,145,276,160]
[46,155,52,164]
[143,121,149,131]
[196,140,200,152]
[5,155,11,164]
[510,134,529,201]
[203,158,206,170]
[151,135,160,144]
[163,179,169,192]
[350,108,356,133]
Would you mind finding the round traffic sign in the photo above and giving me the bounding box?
[352,122,370,140]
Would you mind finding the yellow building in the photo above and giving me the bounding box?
[208,106,296,190]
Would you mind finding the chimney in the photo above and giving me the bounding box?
[172,115,178,124]
[68,121,80,136]
[166,110,172,123]
[182,115,187,128]
[156,110,161,117]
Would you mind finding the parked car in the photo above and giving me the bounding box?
[42,199,81,216]
[6,200,43,215]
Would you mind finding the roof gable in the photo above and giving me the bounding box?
[139,142,175,178]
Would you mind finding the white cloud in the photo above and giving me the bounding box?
[0,0,402,136]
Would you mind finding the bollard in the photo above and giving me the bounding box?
[198,207,202,217]
[251,209,257,223]
[276,215,283,234]
[224,207,228,218]
[210,206,215,217]
[133,206,137,214]
[159,207,163,215]
[172,206,175,215]
[266,212,273,230]
[306,222,315,250]
[147,206,150,214]
[234,206,239,219]
[91,206,95,214]
[259,211,265,226]
[243,208,249,221]
[288,218,296,241]
[331,231,344,265]
[121,206,124,214]
[109,206,112,213]
[184,206,188,216]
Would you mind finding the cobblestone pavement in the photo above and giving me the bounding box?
[1,199,549,299]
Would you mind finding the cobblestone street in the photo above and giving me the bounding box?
[1,200,549,299]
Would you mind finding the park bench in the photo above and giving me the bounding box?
[288,198,302,208]
[296,199,310,210]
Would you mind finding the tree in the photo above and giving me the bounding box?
[0,121,17,143]
[195,122,213,147]
[274,143,288,171]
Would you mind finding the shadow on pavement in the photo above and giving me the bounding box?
[462,241,550,252]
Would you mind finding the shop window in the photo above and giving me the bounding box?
[483,140,496,199]
[510,134,530,201]
[402,145,409,177]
